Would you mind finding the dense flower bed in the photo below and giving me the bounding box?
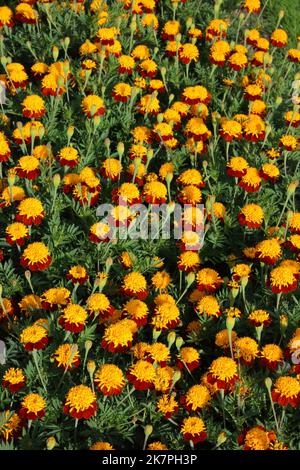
[0,0,299,451]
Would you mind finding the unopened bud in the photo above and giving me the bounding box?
[144,425,153,438]
[176,337,184,351]
[46,437,57,450]
[287,180,298,196]
[117,142,125,158]
[52,46,59,62]
[53,173,61,188]
[67,125,74,140]
[87,360,96,376]
[186,272,195,287]
[167,331,176,349]
[226,316,235,331]
[85,340,93,354]
[265,377,272,391]
[64,37,70,48]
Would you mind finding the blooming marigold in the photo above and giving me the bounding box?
[66,265,88,285]
[64,385,97,419]
[248,309,271,327]
[127,360,156,390]
[0,411,21,441]
[157,394,178,418]
[269,266,298,294]
[5,222,29,246]
[16,155,40,180]
[207,357,239,390]
[151,301,180,330]
[20,324,49,351]
[238,426,276,450]
[234,337,259,365]
[271,29,288,48]
[20,242,51,271]
[81,95,105,118]
[239,167,262,193]
[238,203,264,229]
[59,304,88,333]
[260,344,283,370]
[22,95,45,118]
[176,346,200,372]
[271,376,300,407]
[2,368,26,393]
[181,416,207,444]
[181,384,211,412]
[102,319,137,352]
[53,344,80,370]
[196,268,223,293]
[196,295,221,318]
[94,364,125,396]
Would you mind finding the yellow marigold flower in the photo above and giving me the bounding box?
[148,343,170,364]
[147,442,168,450]
[59,303,88,333]
[41,287,70,310]
[260,344,283,369]
[232,263,251,281]
[19,294,41,315]
[22,95,45,119]
[0,411,21,441]
[269,265,297,293]
[90,442,114,450]
[53,344,80,369]
[157,394,178,417]
[122,272,148,299]
[208,357,239,390]
[81,95,105,118]
[20,393,45,420]
[234,337,259,365]
[79,39,98,55]
[225,307,242,318]
[5,222,29,245]
[279,135,297,151]
[0,6,13,28]
[137,94,160,115]
[2,368,26,393]
[196,268,223,293]
[94,364,125,396]
[248,309,270,327]
[64,385,97,419]
[178,251,200,272]
[151,302,180,330]
[102,319,136,352]
[181,416,207,443]
[177,168,204,187]
[255,238,282,265]
[243,0,261,14]
[215,329,238,349]
[196,295,221,318]
[127,360,156,390]
[179,43,199,64]
[151,271,171,290]
[131,44,150,60]
[238,203,264,228]
[183,384,211,411]
[153,366,174,392]
[20,242,51,271]
[272,376,300,407]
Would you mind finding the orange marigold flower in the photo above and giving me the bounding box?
[181,384,211,412]
[234,337,259,365]
[238,203,264,229]
[19,393,45,420]
[207,357,239,390]
[271,376,300,407]
[127,360,156,390]
[260,344,283,370]
[53,344,80,370]
[64,385,97,419]
[94,364,125,396]
[269,266,298,294]
[196,268,223,293]
[59,303,88,333]
[20,242,51,271]
[2,368,26,393]
[181,416,207,444]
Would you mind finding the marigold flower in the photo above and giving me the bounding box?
[20,242,51,271]
[121,272,148,300]
[66,265,88,285]
[248,309,271,327]
[58,147,79,168]
[94,364,125,396]
[181,416,207,444]
[182,86,211,106]
[5,222,29,246]
[112,82,132,103]
[271,29,288,48]
[279,135,297,151]
[288,49,300,63]
[118,55,135,74]
[87,293,114,319]
[127,360,156,390]
[102,319,137,352]
[286,234,300,253]
[207,357,239,390]
[215,329,238,350]
[64,385,97,419]
[206,19,228,41]
[269,266,298,294]
[196,295,221,318]
[0,411,22,441]
[90,442,114,450]
[22,95,45,118]
[238,426,276,450]
[137,93,160,115]
[0,6,14,28]
[255,238,282,265]
[181,384,211,412]
[41,287,70,311]
[226,156,249,177]
[142,181,167,204]
[289,213,300,234]
[176,346,200,372]
[239,167,262,193]
[16,197,45,225]
[16,155,40,180]
[234,337,259,365]
[53,344,80,370]
[220,119,243,142]
[157,394,178,418]
[179,43,199,64]
[271,376,300,407]
[19,393,46,420]
[196,268,223,293]
[59,303,88,333]
[177,251,200,272]
[161,20,180,40]
[151,301,180,331]
[81,95,105,118]
[20,323,49,351]
[260,344,283,370]
[259,163,280,183]
[2,368,26,393]
[238,203,264,229]
[228,52,248,71]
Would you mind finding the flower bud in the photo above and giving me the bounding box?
[176,337,184,351]
[46,437,57,450]
[52,46,59,62]
[265,377,272,390]
[87,360,96,376]
[53,173,61,188]
[144,425,153,438]
[117,142,125,158]
[167,332,176,349]
[226,316,235,331]
[85,340,93,354]
[67,125,74,141]
[287,180,299,196]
